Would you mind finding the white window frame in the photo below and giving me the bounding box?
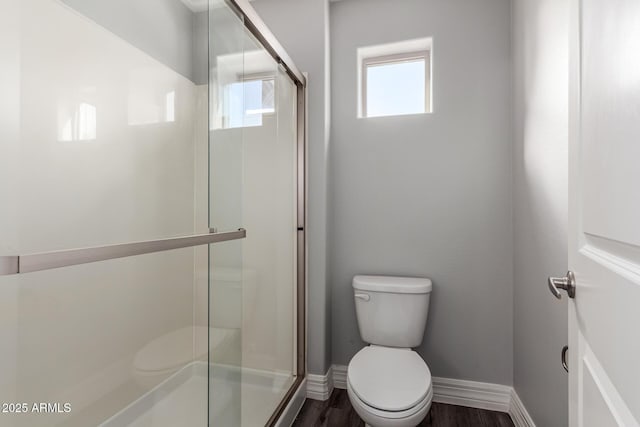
[361,50,431,118]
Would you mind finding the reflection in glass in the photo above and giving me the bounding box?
[223,77,275,128]
[165,91,176,122]
[127,70,177,126]
[57,101,97,142]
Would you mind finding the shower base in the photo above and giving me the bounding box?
[101,362,294,426]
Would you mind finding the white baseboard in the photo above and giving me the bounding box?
[332,364,347,390]
[329,364,535,426]
[432,376,512,412]
[509,389,536,427]
[306,366,334,400]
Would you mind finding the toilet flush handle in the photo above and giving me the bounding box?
[354,293,370,302]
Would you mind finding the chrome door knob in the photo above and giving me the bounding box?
[548,271,576,299]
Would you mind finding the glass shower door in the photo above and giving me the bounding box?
[208,0,300,425]
[1,0,301,425]
[238,35,298,427]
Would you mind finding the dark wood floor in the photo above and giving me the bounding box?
[292,389,514,427]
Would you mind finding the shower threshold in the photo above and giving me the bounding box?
[101,361,295,427]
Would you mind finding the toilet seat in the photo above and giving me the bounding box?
[348,380,433,420]
[347,346,432,412]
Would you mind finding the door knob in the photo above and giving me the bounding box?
[548,271,576,299]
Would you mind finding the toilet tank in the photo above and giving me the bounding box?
[353,275,432,348]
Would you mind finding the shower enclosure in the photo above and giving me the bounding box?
[0,0,306,425]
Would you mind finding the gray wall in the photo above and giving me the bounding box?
[61,0,196,82]
[512,0,569,425]
[251,0,332,375]
[329,0,514,385]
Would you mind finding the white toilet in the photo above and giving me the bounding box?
[347,275,433,427]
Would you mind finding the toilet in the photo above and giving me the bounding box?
[347,275,433,427]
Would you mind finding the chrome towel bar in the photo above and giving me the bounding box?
[0,229,246,276]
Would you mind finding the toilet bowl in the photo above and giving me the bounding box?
[347,275,433,427]
[348,346,432,427]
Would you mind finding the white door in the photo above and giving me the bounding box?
[564,0,640,425]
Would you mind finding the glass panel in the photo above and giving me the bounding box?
[208,1,245,426]
[207,2,299,424]
[239,32,298,427]
[366,59,426,117]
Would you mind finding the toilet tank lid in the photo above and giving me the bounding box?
[353,275,432,294]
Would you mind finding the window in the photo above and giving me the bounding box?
[358,38,432,118]
[224,76,275,128]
